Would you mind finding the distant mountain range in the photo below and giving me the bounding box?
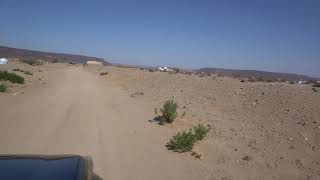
[197,68,318,81]
[0,46,317,81]
[0,46,110,65]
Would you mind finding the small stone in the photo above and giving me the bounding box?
[242,155,251,161]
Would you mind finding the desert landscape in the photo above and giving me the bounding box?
[0,58,319,180]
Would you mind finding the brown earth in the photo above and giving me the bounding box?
[0,60,319,180]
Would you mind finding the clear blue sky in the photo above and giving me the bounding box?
[1,0,319,77]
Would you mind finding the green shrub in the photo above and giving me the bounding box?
[167,124,210,153]
[100,72,109,76]
[167,129,196,153]
[160,100,178,123]
[0,71,25,84]
[289,81,295,84]
[0,83,7,92]
[193,124,210,141]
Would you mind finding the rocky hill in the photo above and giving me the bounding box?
[198,67,317,81]
[0,46,110,65]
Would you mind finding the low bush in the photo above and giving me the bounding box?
[167,124,210,153]
[160,100,178,123]
[193,124,210,141]
[0,83,7,92]
[100,72,109,76]
[0,71,25,84]
[166,129,196,153]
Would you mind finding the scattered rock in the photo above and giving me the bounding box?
[242,155,252,161]
[130,92,144,97]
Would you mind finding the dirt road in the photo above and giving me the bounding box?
[0,66,205,180]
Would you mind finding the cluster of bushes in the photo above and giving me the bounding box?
[167,124,210,153]
[0,71,25,84]
[154,100,178,125]
[153,99,210,154]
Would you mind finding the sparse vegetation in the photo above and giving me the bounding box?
[100,72,109,76]
[160,100,178,123]
[0,83,7,92]
[167,124,210,153]
[20,59,43,66]
[193,124,210,141]
[167,129,196,153]
[0,71,25,84]
[289,81,295,84]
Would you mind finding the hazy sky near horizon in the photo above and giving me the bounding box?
[1,0,320,77]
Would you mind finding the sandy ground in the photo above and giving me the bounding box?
[0,61,320,180]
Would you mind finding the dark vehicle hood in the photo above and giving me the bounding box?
[0,155,85,180]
